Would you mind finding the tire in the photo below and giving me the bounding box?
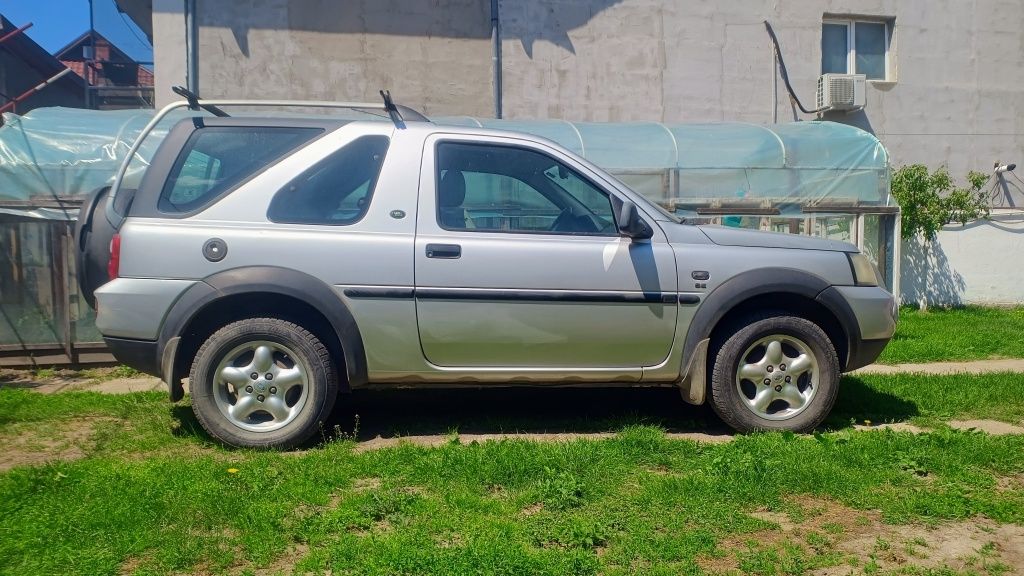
[189,318,339,449]
[709,313,840,433]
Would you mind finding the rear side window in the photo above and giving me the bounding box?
[267,135,389,225]
[159,126,321,214]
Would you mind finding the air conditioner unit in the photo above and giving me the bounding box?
[816,74,866,112]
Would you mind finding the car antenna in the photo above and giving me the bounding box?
[172,85,230,117]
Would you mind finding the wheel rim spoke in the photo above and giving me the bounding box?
[738,363,764,381]
[786,354,813,376]
[229,395,259,420]
[219,366,250,388]
[764,340,784,365]
[778,385,808,410]
[251,345,275,373]
[274,367,304,393]
[750,388,775,412]
[263,395,291,421]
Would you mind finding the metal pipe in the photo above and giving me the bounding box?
[185,0,198,93]
[0,68,74,114]
[491,0,502,118]
[0,22,33,45]
[771,45,778,124]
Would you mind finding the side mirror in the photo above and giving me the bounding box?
[615,199,654,240]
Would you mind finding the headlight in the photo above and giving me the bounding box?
[848,253,882,287]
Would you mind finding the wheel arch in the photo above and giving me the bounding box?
[681,268,859,388]
[158,266,367,401]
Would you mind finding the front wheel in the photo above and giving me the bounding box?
[189,318,339,448]
[709,314,840,433]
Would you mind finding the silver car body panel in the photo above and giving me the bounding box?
[106,117,896,390]
[95,278,196,340]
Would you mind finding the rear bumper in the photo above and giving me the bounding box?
[103,336,160,377]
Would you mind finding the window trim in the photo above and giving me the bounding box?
[266,134,391,227]
[822,18,891,82]
[433,140,619,237]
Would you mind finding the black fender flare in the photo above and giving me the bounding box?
[680,267,860,379]
[158,266,367,401]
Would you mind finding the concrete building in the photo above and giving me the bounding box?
[132,1,1024,304]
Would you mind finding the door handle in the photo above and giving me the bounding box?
[425,243,461,259]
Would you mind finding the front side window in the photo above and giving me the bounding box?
[822,19,891,81]
[268,135,389,225]
[435,142,616,235]
[159,126,321,214]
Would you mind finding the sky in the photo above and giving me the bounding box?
[1,0,152,62]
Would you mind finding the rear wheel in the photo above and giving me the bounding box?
[709,314,839,433]
[189,318,338,449]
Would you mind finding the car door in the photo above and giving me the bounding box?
[414,133,678,371]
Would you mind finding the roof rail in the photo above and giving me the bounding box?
[104,87,428,227]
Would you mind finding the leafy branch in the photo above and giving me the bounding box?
[890,165,990,240]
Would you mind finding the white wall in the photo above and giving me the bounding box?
[901,211,1024,306]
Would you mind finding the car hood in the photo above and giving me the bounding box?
[694,224,858,252]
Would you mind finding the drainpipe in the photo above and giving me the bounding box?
[491,0,502,118]
[185,0,198,93]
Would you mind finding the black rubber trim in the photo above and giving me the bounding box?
[413,287,677,304]
[678,294,701,305]
[343,287,416,299]
[103,336,160,376]
[157,266,369,392]
[679,268,863,375]
[845,337,890,372]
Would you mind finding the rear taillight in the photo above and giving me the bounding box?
[108,233,121,280]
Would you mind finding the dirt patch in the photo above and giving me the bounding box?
[949,419,1024,435]
[352,477,381,492]
[700,496,1024,575]
[0,417,113,471]
[852,422,927,434]
[996,473,1024,493]
[353,430,734,452]
[0,367,163,394]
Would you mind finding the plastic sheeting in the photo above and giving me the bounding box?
[0,107,176,220]
[435,118,892,217]
[0,107,891,221]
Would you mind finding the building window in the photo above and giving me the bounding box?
[822,19,890,81]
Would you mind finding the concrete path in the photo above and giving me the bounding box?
[854,358,1024,375]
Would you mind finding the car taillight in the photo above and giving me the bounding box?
[108,233,121,280]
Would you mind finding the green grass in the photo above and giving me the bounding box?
[1,371,1024,576]
[879,306,1024,364]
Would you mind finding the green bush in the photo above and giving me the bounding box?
[891,165,990,240]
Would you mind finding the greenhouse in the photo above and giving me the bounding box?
[0,107,898,365]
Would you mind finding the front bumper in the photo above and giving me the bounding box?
[817,285,898,371]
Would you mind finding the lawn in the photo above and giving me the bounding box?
[2,371,1024,576]
[878,305,1024,364]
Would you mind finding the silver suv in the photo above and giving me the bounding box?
[76,92,897,448]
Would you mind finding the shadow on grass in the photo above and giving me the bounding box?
[165,377,922,445]
[170,404,215,443]
[330,387,727,440]
[827,376,920,428]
